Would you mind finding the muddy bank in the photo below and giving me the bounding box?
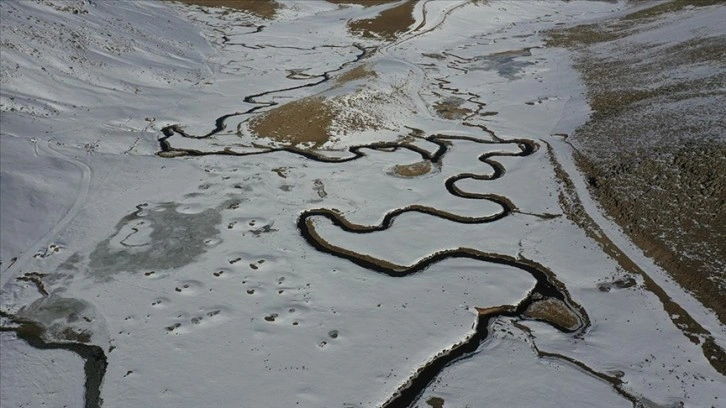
[547,0,726,324]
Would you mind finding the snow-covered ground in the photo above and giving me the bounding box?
[1,1,724,407]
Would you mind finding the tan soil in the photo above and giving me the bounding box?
[335,64,377,85]
[172,0,281,19]
[391,160,432,177]
[248,96,337,147]
[247,88,386,147]
[347,0,417,40]
[523,298,580,330]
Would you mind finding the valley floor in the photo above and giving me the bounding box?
[1,1,724,407]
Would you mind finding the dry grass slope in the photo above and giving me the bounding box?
[335,64,377,85]
[547,0,726,323]
[173,0,281,19]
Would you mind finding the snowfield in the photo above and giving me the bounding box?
[1,1,724,407]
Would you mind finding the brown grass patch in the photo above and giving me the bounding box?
[524,298,580,330]
[624,0,722,21]
[586,76,720,119]
[173,0,281,19]
[248,89,384,147]
[546,23,626,48]
[248,97,336,148]
[433,99,472,120]
[391,161,431,177]
[336,64,377,85]
[328,0,398,7]
[347,0,417,40]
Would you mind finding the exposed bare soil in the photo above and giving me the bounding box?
[391,160,432,177]
[335,64,377,85]
[547,142,726,375]
[173,0,281,19]
[248,96,337,147]
[347,0,417,40]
